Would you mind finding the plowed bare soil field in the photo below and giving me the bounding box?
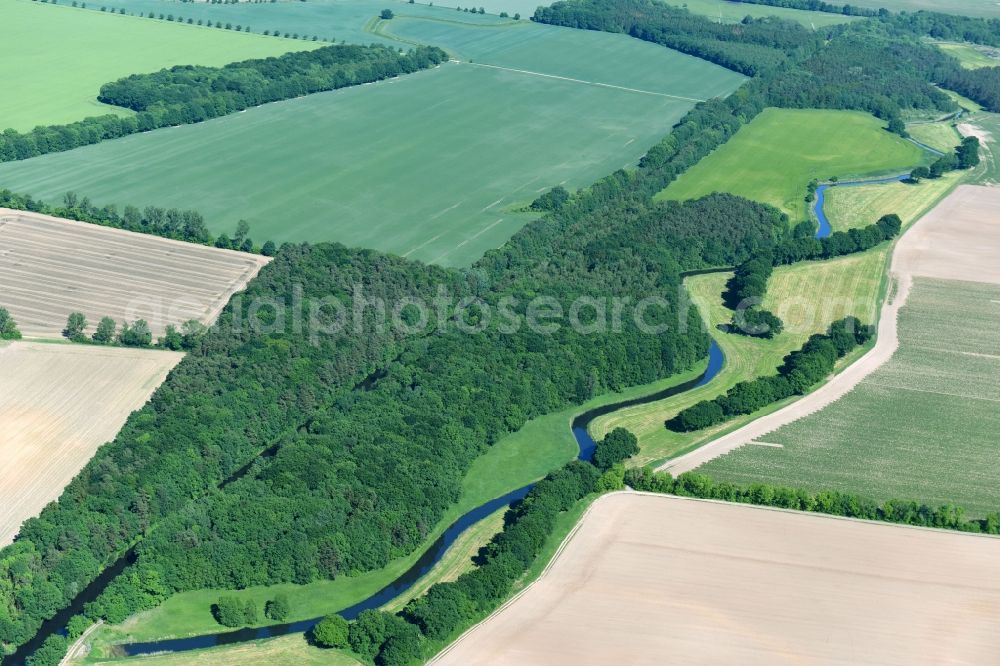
[435,493,1000,665]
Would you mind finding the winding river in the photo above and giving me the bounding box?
[4,167,915,664]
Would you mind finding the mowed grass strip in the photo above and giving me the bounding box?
[0,18,743,266]
[384,508,506,613]
[83,634,361,666]
[700,278,1000,517]
[823,170,964,232]
[906,120,964,153]
[936,42,1000,69]
[1,0,312,131]
[657,108,929,221]
[590,249,888,465]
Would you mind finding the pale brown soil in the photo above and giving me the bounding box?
[0,341,183,546]
[434,493,1000,666]
[0,209,270,338]
[660,184,1000,475]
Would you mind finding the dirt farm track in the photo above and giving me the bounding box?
[0,341,183,547]
[434,493,1000,666]
[0,210,270,339]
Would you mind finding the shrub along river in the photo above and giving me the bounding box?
[6,166,919,663]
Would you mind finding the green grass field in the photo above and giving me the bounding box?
[824,170,965,232]
[656,108,928,222]
[85,635,360,666]
[963,110,1000,185]
[936,42,1000,69]
[1,0,311,132]
[701,278,1000,517]
[660,0,858,26]
[906,121,964,153]
[591,249,889,465]
[0,12,743,266]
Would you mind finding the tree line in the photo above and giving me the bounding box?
[318,419,995,666]
[938,66,1000,112]
[1,179,790,655]
[0,44,447,162]
[721,253,783,339]
[3,2,988,660]
[62,312,207,350]
[0,188,274,253]
[668,317,873,431]
[728,0,880,17]
[625,468,1000,534]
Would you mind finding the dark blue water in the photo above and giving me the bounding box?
[813,173,912,239]
[114,340,725,658]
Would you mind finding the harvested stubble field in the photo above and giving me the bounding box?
[701,185,1000,515]
[434,493,1000,665]
[0,341,183,547]
[0,211,269,339]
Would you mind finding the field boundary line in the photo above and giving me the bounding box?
[455,60,706,101]
[429,491,1000,665]
[428,491,614,665]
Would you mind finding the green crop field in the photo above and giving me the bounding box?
[659,0,858,26]
[656,108,929,222]
[74,0,508,46]
[701,278,1000,517]
[1,0,311,132]
[591,249,889,465]
[0,12,744,266]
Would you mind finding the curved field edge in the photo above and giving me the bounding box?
[592,143,968,467]
[78,366,705,650]
[698,185,1000,515]
[429,491,1000,665]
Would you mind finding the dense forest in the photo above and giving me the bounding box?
[939,66,1000,112]
[0,44,446,163]
[5,0,995,660]
[0,176,787,650]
